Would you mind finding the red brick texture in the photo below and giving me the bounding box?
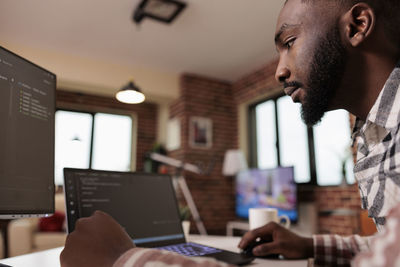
[168,74,237,235]
[168,62,283,235]
[56,90,158,172]
[233,59,280,102]
[315,185,362,235]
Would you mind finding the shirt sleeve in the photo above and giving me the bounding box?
[113,248,236,267]
[353,204,400,267]
[313,234,372,267]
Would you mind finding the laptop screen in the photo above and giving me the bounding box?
[64,168,185,247]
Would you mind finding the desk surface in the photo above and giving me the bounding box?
[0,235,309,267]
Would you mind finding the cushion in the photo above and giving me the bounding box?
[38,211,65,232]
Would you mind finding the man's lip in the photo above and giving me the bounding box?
[284,86,299,96]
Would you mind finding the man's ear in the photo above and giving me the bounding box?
[342,3,376,47]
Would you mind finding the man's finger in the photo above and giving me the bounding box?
[74,216,92,231]
[93,210,111,219]
[238,222,278,248]
[238,230,259,248]
[252,241,281,256]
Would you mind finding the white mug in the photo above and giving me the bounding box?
[249,208,290,230]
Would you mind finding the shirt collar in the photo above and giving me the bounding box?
[352,62,400,141]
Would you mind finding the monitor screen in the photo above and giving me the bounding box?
[235,167,297,222]
[0,46,55,218]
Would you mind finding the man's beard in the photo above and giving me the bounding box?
[301,25,347,126]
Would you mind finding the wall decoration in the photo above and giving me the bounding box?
[189,117,212,149]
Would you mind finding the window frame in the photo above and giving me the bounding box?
[248,93,318,185]
[55,107,135,171]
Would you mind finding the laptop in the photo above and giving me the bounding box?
[64,168,254,265]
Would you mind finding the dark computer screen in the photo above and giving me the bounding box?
[0,46,55,217]
[64,169,184,247]
[235,167,298,222]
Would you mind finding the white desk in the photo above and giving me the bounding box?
[0,235,309,267]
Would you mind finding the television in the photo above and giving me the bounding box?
[235,166,297,222]
[0,46,56,218]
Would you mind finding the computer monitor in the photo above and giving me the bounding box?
[235,166,297,222]
[0,46,56,218]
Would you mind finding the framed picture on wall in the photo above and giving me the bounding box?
[189,117,212,149]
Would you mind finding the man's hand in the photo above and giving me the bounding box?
[60,210,135,267]
[238,222,313,259]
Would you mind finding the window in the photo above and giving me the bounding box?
[277,96,311,183]
[55,110,132,185]
[250,95,354,186]
[313,110,355,185]
[255,100,277,168]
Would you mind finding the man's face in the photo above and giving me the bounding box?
[274,0,347,125]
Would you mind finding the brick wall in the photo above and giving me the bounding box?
[167,63,283,235]
[56,90,158,171]
[315,185,361,235]
[233,59,280,103]
[168,74,237,234]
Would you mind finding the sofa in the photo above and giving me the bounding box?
[0,232,3,259]
[7,193,67,257]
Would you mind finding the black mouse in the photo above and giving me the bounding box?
[242,240,280,258]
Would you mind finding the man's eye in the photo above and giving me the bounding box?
[285,39,295,49]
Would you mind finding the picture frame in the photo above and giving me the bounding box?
[189,116,212,149]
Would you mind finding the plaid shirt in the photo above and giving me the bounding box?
[354,203,400,267]
[113,248,234,267]
[313,62,400,266]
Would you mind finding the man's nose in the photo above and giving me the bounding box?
[275,63,290,84]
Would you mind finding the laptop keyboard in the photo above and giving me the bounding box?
[157,242,222,257]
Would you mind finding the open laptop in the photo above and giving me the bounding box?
[64,168,254,265]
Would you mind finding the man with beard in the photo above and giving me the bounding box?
[239,0,400,266]
[60,0,400,266]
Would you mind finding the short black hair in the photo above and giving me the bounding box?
[285,0,400,46]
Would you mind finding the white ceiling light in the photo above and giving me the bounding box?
[115,81,145,104]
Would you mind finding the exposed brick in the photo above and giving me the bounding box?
[168,74,237,234]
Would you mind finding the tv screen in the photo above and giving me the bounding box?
[0,46,55,218]
[235,167,297,222]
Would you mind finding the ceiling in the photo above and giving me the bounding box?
[0,0,284,97]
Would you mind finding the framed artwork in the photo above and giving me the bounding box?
[189,117,212,149]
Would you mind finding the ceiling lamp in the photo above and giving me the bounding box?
[133,0,186,24]
[115,81,145,104]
